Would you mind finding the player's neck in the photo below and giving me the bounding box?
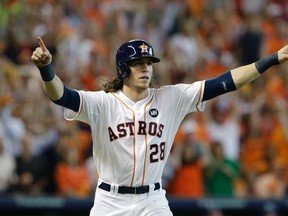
[122,86,149,103]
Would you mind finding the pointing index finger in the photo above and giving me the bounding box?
[37,37,47,52]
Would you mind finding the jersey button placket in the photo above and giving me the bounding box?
[134,107,145,186]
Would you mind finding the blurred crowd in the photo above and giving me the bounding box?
[1,0,288,204]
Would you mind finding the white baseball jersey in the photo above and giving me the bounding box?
[64,81,206,187]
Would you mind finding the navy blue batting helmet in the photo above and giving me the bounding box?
[116,39,160,80]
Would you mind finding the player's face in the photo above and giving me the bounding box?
[126,58,153,90]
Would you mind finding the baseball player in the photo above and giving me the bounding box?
[31,37,288,216]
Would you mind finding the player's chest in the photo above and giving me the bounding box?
[107,110,165,142]
[107,100,170,140]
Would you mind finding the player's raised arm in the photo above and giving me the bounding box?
[31,37,80,112]
[31,36,63,100]
[231,45,288,88]
[202,45,288,101]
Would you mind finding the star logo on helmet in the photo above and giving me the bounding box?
[139,43,149,54]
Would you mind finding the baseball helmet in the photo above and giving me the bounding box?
[116,39,160,80]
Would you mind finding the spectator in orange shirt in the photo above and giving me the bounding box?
[54,132,90,198]
[169,116,206,197]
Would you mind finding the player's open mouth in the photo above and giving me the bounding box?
[140,76,149,79]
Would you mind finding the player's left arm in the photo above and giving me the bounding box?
[202,45,288,101]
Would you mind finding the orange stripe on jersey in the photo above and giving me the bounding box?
[196,81,204,112]
[141,96,154,186]
[111,92,136,187]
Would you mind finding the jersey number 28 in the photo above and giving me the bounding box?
[150,142,165,163]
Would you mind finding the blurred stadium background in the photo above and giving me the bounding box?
[1,0,288,215]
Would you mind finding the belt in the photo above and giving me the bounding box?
[98,182,160,194]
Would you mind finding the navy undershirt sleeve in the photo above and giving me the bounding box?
[202,70,237,101]
[52,86,80,112]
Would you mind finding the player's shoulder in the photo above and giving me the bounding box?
[78,89,107,97]
[155,81,202,92]
[76,90,117,103]
[76,90,118,109]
